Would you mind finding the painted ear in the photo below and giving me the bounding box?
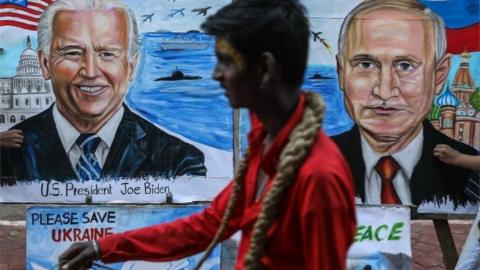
[128,53,139,81]
[434,53,451,95]
[336,54,345,91]
[38,50,51,80]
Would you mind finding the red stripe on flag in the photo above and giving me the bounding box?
[41,0,54,5]
[446,23,480,54]
[0,4,43,15]
[0,12,40,22]
[0,20,37,30]
[29,2,48,9]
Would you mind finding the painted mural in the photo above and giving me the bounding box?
[329,0,479,214]
[0,0,477,269]
[0,0,233,203]
[240,0,480,214]
[347,206,411,270]
[328,0,479,215]
[0,1,478,206]
[26,205,233,270]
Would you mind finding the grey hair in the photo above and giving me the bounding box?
[337,0,446,65]
[37,0,140,61]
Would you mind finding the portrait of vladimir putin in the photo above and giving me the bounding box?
[332,0,477,207]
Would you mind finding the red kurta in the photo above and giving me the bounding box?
[98,93,357,269]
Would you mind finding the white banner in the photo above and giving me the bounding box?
[0,176,230,203]
[347,205,411,270]
[26,205,232,270]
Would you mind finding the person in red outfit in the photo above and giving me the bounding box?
[59,0,357,269]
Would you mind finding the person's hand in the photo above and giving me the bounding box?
[59,241,98,270]
[433,144,461,166]
[0,130,23,148]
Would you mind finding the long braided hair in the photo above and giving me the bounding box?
[195,92,325,269]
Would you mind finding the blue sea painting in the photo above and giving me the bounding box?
[303,65,353,135]
[239,65,353,153]
[126,32,233,151]
[126,32,353,155]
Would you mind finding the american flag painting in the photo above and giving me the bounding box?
[0,0,53,30]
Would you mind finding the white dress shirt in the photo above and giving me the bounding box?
[53,105,124,170]
[361,129,424,205]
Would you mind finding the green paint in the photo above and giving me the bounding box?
[361,225,373,241]
[355,225,366,242]
[388,222,404,240]
[471,87,480,111]
[374,224,388,241]
[428,101,441,120]
[354,222,404,242]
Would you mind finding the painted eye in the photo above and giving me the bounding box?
[395,62,414,72]
[356,61,377,70]
[64,51,82,57]
[360,62,372,69]
[99,52,115,58]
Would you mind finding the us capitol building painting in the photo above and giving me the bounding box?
[0,37,54,130]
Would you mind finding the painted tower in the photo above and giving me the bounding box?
[431,49,480,150]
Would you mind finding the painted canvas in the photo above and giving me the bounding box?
[26,205,233,270]
[329,0,479,214]
[347,206,411,270]
[0,0,478,208]
[300,0,478,214]
[0,0,233,203]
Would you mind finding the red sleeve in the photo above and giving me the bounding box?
[98,181,243,263]
[300,166,357,270]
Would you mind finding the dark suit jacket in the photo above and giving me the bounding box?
[0,104,206,184]
[331,120,478,207]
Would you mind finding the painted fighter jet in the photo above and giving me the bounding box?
[168,8,185,18]
[191,6,211,16]
[311,31,333,54]
[141,13,154,23]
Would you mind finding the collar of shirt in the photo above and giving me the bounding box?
[361,128,423,180]
[247,93,306,177]
[53,104,124,167]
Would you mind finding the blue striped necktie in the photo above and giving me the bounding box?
[75,134,102,181]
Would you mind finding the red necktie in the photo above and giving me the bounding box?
[375,156,401,204]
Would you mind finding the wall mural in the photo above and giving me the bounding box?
[327,0,479,214]
[0,0,478,269]
[26,205,234,270]
[242,0,480,214]
[0,1,478,207]
[0,0,233,203]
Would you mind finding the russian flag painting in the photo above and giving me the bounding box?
[420,0,480,53]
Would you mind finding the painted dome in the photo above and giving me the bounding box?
[436,85,460,107]
[20,48,37,57]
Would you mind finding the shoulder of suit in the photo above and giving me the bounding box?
[122,107,167,134]
[122,107,198,146]
[425,122,478,155]
[10,106,53,132]
[330,126,358,153]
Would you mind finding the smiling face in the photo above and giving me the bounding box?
[337,8,450,152]
[39,9,137,131]
[212,38,261,109]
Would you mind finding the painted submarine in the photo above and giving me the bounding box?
[308,73,333,80]
[155,68,202,81]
